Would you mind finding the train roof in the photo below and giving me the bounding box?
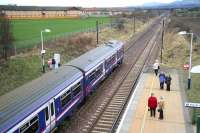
[106,40,124,50]
[67,44,116,72]
[0,66,82,131]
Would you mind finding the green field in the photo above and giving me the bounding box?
[12,17,111,49]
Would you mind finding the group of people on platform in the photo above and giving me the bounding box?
[147,59,172,120]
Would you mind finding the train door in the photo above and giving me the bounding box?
[45,99,56,132]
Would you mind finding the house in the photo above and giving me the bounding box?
[0,5,83,19]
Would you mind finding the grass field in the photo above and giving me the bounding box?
[11,17,111,49]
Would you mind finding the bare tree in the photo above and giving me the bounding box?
[0,13,14,60]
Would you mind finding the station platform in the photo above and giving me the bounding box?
[116,69,194,133]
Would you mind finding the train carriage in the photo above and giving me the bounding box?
[0,66,84,133]
[67,44,116,96]
[0,40,124,133]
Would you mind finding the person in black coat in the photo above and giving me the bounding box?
[165,75,172,91]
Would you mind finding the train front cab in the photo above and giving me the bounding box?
[9,78,84,133]
[117,45,124,65]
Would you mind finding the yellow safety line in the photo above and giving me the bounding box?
[140,75,155,133]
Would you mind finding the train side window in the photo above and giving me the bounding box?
[20,122,29,133]
[88,65,103,82]
[19,116,39,133]
[106,55,115,66]
[88,71,96,82]
[51,102,54,116]
[72,82,81,96]
[45,107,49,121]
[95,67,102,77]
[61,90,71,108]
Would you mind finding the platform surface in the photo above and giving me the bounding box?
[116,70,193,133]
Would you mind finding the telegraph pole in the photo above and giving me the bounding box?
[96,20,99,44]
[161,19,164,63]
[134,16,136,33]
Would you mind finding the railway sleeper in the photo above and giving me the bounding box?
[104,110,119,115]
[108,104,122,108]
[94,124,112,129]
[91,130,108,133]
[92,127,111,132]
[111,101,124,105]
[121,82,134,86]
[100,116,116,121]
[116,90,130,97]
[119,88,132,92]
[98,119,116,124]
[109,102,123,107]
[118,86,131,90]
[116,90,129,94]
[96,121,114,126]
[112,97,126,101]
[104,112,119,117]
[102,114,117,118]
[106,108,121,112]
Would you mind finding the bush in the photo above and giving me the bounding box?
[113,18,125,31]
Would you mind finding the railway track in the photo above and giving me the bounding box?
[58,17,164,133]
[81,19,162,132]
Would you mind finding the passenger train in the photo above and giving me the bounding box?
[0,40,124,133]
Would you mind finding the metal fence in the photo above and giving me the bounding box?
[13,23,114,53]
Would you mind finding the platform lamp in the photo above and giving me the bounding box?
[178,31,194,89]
[40,29,51,73]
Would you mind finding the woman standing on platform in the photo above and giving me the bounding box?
[158,96,165,120]
[148,93,158,117]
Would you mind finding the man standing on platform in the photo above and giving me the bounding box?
[153,59,160,76]
[165,74,172,91]
[159,71,166,90]
[148,93,158,117]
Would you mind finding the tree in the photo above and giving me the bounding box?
[0,13,14,60]
[114,18,125,31]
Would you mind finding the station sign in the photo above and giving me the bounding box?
[183,64,189,70]
[185,102,200,108]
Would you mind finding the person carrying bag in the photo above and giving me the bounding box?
[158,96,165,120]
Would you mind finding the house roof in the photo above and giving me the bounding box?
[0,5,82,11]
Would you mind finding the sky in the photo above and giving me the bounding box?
[0,0,176,7]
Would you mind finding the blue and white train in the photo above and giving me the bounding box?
[0,40,124,133]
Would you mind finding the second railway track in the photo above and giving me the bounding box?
[58,17,164,133]
[85,21,162,133]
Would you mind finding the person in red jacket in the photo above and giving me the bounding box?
[148,93,158,117]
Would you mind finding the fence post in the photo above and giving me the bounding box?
[192,108,196,124]
[197,116,200,133]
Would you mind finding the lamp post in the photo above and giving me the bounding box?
[179,31,193,89]
[40,29,51,73]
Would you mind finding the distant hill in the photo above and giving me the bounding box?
[141,0,200,9]
[142,2,165,7]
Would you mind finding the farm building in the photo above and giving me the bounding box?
[0,5,83,19]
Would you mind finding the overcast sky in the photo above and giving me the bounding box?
[0,0,176,7]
